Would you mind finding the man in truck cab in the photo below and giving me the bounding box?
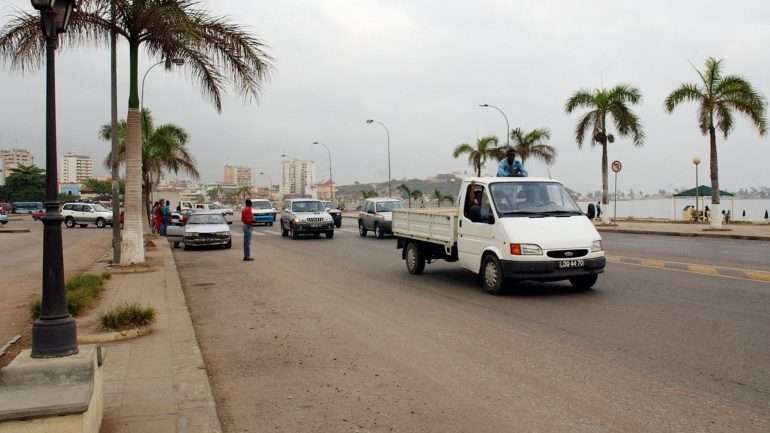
[497,148,528,177]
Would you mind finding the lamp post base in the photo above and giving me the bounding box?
[31,316,78,359]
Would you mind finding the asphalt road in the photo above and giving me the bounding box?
[175,221,770,433]
[0,217,111,364]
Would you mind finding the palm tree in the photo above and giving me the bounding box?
[442,194,455,206]
[565,85,644,222]
[1,1,272,264]
[360,190,378,200]
[398,184,422,208]
[208,186,224,203]
[237,185,253,202]
[509,128,557,165]
[432,189,443,207]
[452,136,499,176]
[665,58,767,228]
[101,109,199,226]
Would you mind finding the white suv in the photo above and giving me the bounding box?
[62,203,113,229]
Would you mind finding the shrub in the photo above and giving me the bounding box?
[30,273,105,319]
[101,272,112,280]
[99,303,156,331]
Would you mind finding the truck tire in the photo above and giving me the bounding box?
[290,225,300,240]
[358,221,367,237]
[173,241,180,249]
[569,274,598,290]
[405,242,425,275]
[481,254,505,295]
[281,222,288,237]
[326,230,334,239]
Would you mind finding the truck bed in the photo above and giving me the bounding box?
[392,208,458,248]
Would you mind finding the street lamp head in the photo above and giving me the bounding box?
[366,119,374,124]
[32,0,76,37]
[312,141,319,145]
[692,157,701,166]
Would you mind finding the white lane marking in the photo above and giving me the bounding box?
[254,232,266,237]
[265,231,281,236]
[340,229,358,234]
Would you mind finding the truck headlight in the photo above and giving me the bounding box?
[293,217,300,224]
[510,243,543,256]
[591,240,603,252]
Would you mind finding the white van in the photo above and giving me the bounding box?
[392,177,606,294]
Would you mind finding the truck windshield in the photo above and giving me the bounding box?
[489,182,582,216]
[292,201,324,213]
[376,201,403,212]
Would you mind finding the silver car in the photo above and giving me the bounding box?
[167,211,232,250]
[358,198,403,238]
[0,212,8,225]
[62,202,113,228]
[280,199,335,239]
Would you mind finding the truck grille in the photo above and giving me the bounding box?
[547,249,588,259]
[305,217,324,223]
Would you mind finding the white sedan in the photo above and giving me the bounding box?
[167,212,231,250]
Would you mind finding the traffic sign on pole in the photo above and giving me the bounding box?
[611,160,622,223]
[611,160,623,173]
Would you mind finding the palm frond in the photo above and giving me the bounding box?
[664,84,703,113]
[452,143,473,158]
[565,90,595,113]
[574,111,596,148]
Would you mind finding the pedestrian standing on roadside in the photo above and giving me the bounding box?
[152,201,161,233]
[161,200,171,235]
[596,202,602,220]
[241,199,254,261]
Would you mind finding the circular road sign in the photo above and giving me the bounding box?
[611,160,623,173]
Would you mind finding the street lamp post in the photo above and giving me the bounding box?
[258,171,274,197]
[313,141,334,202]
[479,104,511,148]
[140,58,184,113]
[693,157,701,222]
[30,0,78,358]
[365,119,391,197]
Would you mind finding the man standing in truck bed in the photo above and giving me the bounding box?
[497,148,528,177]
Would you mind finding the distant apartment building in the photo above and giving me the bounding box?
[314,179,336,201]
[59,153,94,184]
[0,148,34,172]
[281,159,315,197]
[0,159,5,186]
[224,164,253,186]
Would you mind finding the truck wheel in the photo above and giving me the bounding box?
[481,254,505,295]
[374,223,385,239]
[405,242,425,275]
[65,217,75,228]
[569,274,598,290]
[326,230,334,239]
[95,218,106,228]
[358,221,367,237]
[225,240,232,249]
[335,221,342,228]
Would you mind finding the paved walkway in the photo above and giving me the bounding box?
[597,221,770,240]
[92,240,222,433]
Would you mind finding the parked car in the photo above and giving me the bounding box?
[358,198,403,238]
[31,209,46,221]
[167,211,231,250]
[12,202,43,214]
[61,202,113,228]
[0,202,11,214]
[250,199,277,226]
[191,203,233,224]
[0,211,8,225]
[320,201,342,228]
[392,177,605,294]
[280,199,335,239]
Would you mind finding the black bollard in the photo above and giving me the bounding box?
[765,210,769,219]
[742,210,746,218]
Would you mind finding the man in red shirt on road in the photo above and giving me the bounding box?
[241,199,254,261]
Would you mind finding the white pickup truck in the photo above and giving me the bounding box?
[393,177,606,294]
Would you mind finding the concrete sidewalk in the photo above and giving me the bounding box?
[93,240,222,433]
[597,221,770,241]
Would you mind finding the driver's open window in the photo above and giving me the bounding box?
[463,184,490,223]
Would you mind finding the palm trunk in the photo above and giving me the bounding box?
[600,141,610,224]
[120,41,145,264]
[709,127,722,228]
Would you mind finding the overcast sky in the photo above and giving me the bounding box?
[2,0,769,193]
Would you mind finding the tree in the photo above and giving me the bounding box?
[508,128,557,165]
[237,185,253,202]
[1,1,272,264]
[102,109,199,225]
[565,85,645,223]
[82,178,112,196]
[360,190,378,200]
[431,189,454,207]
[398,184,422,208]
[1,165,45,202]
[208,186,224,203]
[452,136,499,176]
[665,57,767,228]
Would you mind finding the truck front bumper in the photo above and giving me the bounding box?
[501,257,606,281]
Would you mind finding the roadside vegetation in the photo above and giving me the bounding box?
[30,273,106,319]
[99,303,156,332]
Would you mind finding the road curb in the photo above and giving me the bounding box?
[598,228,770,242]
[0,229,31,234]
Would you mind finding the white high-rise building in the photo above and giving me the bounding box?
[281,159,315,197]
[0,148,34,171]
[59,153,94,184]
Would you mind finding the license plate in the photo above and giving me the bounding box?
[559,259,585,269]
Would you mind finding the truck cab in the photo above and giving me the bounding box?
[393,177,606,294]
